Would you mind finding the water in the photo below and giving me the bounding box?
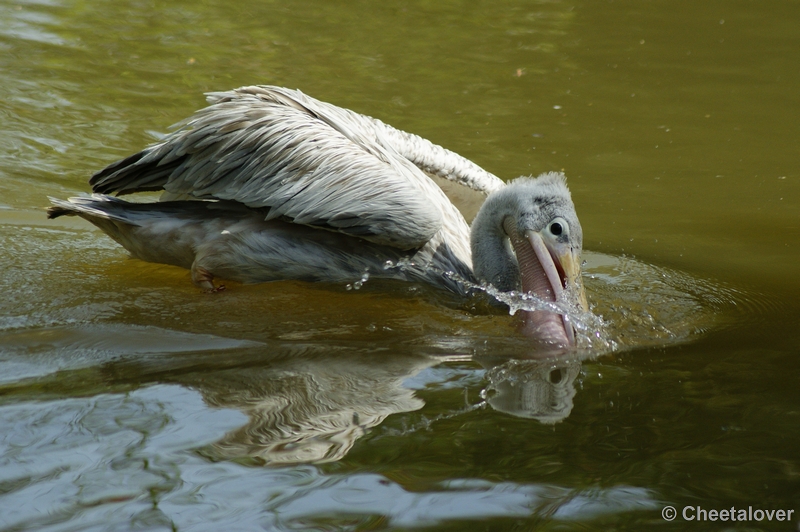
[1,0,799,530]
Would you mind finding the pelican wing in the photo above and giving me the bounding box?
[90,86,506,249]
[91,88,438,249]
[205,86,505,196]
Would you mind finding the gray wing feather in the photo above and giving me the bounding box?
[214,86,506,195]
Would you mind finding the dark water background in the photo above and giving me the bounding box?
[1,0,799,530]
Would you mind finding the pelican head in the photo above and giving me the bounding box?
[470,172,587,346]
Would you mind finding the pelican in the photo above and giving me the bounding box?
[47,86,587,346]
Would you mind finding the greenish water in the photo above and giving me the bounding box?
[1,0,799,530]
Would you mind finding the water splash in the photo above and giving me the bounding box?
[346,269,372,291]
[439,269,615,352]
[379,251,748,354]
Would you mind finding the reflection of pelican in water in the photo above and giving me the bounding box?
[178,352,440,465]
[182,352,585,463]
[47,86,586,346]
[480,358,582,424]
[0,323,595,464]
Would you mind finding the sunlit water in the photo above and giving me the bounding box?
[1,0,799,530]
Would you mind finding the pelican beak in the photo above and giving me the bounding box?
[549,240,588,313]
[507,227,586,347]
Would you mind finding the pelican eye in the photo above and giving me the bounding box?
[547,218,568,238]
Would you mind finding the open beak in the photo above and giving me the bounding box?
[506,223,586,347]
[536,233,588,313]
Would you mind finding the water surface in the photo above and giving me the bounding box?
[1,0,799,530]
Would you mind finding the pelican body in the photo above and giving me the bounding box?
[48,86,586,346]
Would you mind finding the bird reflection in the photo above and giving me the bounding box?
[168,349,590,465]
[479,357,582,424]
[175,352,437,465]
[16,326,597,466]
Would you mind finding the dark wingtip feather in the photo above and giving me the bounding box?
[46,196,78,219]
[89,150,148,192]
[46,206,69,219]
[90,149,183,195]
